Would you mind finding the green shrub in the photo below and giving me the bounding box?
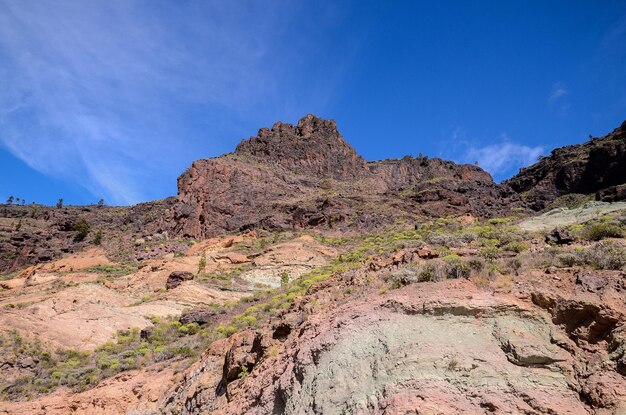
[388,267,420,288]
[73,220,90,242]
[237,365,250,379]
[583,223,623,241]
[86,264,136,276]
[479,246,501,260]
[467,258,485,272]
[507,258,522,274]
[418,263,437,282]
[93,230,102,245]
[581,241,626,270]
[197,251,207,275]
[443,256,470,279]
[503,241,529,253]
[556,252,579,267]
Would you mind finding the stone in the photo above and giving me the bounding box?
[417,246,438,259]
[166,271,194,290]
[575,272,608,292]
[545,227,575,245]
[179,307,218,325]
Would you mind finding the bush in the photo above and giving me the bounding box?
[582,241,626,270]
[556,252,579,267]
[503,241,529,253]
[479,246,501,261]
[443,255,470,279]
[388,267,420,289]
[467,258,485,272]
[418,263,438,282]
[583,223,623,241]
[426,232,472,248]
[93,230,102,245]
[197,251,207,275]
[507,258,522,274]
[73,220,90,242]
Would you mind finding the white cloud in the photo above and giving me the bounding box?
[549,82,568,102]
[0,1,334,204]
[463,134,544,178]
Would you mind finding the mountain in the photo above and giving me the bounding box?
[167,114,521,239]
[505,120,626,209]
[2,116,626,415]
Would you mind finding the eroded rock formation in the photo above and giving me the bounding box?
[169,114,521,238]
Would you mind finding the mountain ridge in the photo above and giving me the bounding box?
[167,114,520,239]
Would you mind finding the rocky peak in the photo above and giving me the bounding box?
[168,115,522,239]
[234,114,368,180]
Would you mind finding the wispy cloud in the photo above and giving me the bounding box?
[548,82,568,102]
[548,81,571,117]
[463,134,544,179]
[0,1,341,204]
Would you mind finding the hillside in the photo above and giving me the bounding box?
[505,120,626,209]
[1,116,626,414]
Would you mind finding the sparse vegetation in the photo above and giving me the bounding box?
[198,250,207,275]
[86,263,136,277]
[1,317,215,399]
[3,194,626,404]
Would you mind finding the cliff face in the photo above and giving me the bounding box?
[505,120,626,209]
[170,114,521,238]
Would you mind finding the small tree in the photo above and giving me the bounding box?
[280,271,289,287]
[56,198,64,208]
[93,230,103,245]
[73,220,90,242]
[97,199,105,208]
[6,196,14,205]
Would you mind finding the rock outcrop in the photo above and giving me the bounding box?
[169,114,522,238]
[505,120,626,210]
[158,266,626,415]
[0,199,180,273]
[166,271,194,290]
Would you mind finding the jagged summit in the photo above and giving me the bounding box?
[234,114,368,181]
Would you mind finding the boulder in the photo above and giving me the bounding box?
[179,307,218,325]
[545,227,575,245]
[166,271,194,290]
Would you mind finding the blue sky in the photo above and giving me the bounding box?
[1,1,625,206]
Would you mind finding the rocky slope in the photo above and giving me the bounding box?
[505,120,626,210]
[2,115,626,415]
[0,199,177,273]
[3,210,626,414]
[169,114,521,239]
